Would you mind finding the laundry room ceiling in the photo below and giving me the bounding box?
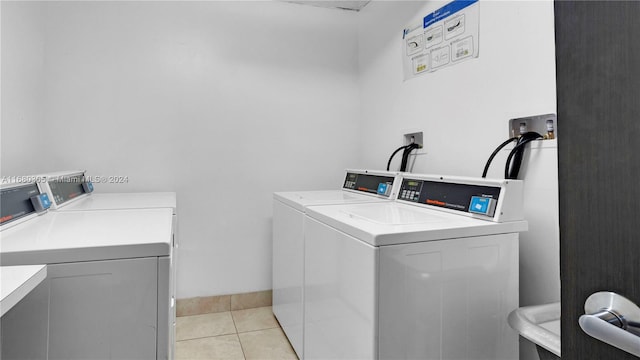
[284,0,371,11]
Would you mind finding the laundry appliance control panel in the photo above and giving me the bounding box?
[37,170,94,209]
[0,183,51,229]
[343,172,396,197]
[398,175,524,222]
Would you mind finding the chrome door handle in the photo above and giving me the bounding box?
[579,291,640,357]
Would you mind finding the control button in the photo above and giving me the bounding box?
[469,196,496,217]
[83,181,94,193]
[377,183,389,196]
[41,194,51,208]
[30,193,51,213]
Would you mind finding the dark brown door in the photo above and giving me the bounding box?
[555,1,640,358]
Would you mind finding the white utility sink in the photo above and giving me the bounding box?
[508,302,561,358]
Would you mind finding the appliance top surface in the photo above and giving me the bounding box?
[57,192,176,213]
[0,264,47,316]
[306,202,527,246]
[0,208,173,265]
[274,190,387,211]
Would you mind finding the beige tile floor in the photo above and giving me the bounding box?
[176,306,298,360]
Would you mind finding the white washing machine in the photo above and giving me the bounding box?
[303,174,528,359]
[273,169,401,359]
[35,170,178,358]
[0,182,175,360]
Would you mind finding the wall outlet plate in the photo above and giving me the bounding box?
[508,114,557,139]
[403,131,423,148]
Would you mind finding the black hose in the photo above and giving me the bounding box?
[482,137,518,178]
[504,132,543,179]
[400,143,421,172]
[387,145,411,171]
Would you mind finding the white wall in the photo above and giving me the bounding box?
[32,1,360,297]
[358,1,557,174]
[357,2,558,360]
[1,1,46,176]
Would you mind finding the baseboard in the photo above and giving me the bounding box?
[176,290,272,317]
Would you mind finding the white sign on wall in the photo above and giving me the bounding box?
[402,0,479,81]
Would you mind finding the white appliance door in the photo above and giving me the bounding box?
[378,233,519,359]
[304,217,378,360]
[272,200,305,358]
[47,257,159,359]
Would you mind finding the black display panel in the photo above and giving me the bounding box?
[0,184,40,225]
[343,172,395,197]
[49,174,86,205]
[399,178,501,213]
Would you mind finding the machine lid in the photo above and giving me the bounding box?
[57,192,176,214]
[306,202,527,247]
[0,208,173,266]
[273,169,401,212]
[274,190,385,212]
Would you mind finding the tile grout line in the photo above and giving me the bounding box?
[175,331,237,343]
[236,325,280,335]
[230,310,248,360]
[176,307,289,359]
[176,308,272,319]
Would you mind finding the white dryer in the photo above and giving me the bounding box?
[303,174,528,359]
[273,169,401,359]
[0,183,174,360]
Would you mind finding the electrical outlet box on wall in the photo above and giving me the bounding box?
[508,114,557,139]
[402,130,425,153]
